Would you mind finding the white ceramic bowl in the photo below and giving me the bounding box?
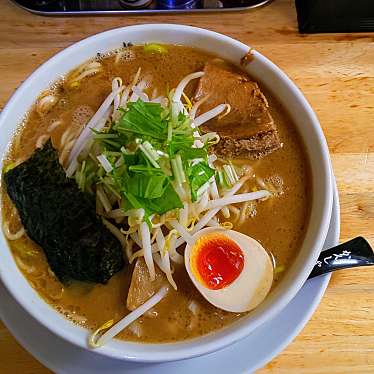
[0,24,333,363]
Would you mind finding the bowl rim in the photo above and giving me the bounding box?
[0,23,333,362]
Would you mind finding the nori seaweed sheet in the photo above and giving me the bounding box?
[3,140,125,284]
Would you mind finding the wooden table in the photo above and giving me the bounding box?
[0,0,373,372]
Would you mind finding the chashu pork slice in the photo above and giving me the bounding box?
[127,257,166,311]
[194,62,282,159]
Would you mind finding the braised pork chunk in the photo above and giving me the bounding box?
[194,62,281,159]
[127,258,166,311]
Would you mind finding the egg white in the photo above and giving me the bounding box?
[185,227,274,313]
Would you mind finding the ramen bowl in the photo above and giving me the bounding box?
[0,24,333,362]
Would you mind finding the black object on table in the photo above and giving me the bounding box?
[10,0,272,14]
[296,0,374,33]
[309,237,374,279]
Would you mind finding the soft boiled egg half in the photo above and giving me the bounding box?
[185,227,274,313]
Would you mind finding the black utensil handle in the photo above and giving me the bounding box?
[308,237,374,279]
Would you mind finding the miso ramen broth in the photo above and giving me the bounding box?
[1,45,310,343]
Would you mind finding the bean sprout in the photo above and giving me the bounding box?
[194,104,228,127]
[140,222,155,281]
[36,135,49,149]
[102,218,128,249]
[89,286,168,348]
[206,190,270,210]
[190,94,210,119]
[36,94,58,116]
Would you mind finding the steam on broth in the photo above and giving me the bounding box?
[1,44,310,344]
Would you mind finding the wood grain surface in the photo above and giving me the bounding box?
[0,0,373,372]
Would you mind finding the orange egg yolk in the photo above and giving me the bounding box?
[191,234,244,290]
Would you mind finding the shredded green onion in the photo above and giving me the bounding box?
[144,43,168,54]
[217,169,232,190]
[274,265,285,274]
[223,164,238,185]
[93,133,119,140]
[3,162,15,173]
[138,142,160,169]
[171,154,186,186]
